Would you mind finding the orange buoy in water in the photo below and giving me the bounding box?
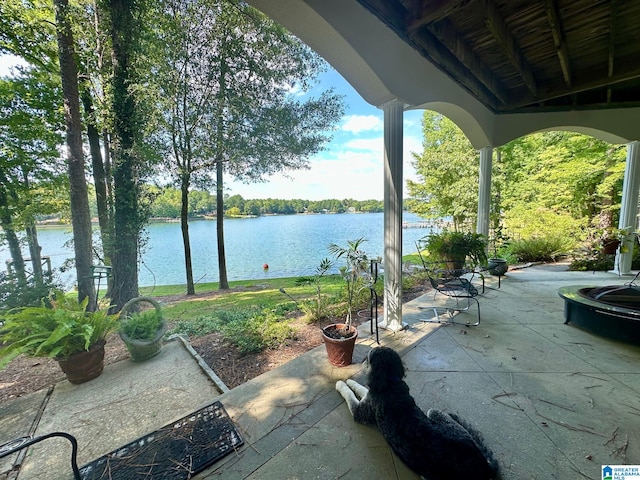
[263,263,269,270]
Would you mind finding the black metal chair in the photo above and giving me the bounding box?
[414,245,482,326]
[420,268,481,326]
[0,432,81,480]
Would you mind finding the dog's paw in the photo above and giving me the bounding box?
[335,380,347,392]
[345,379,360,389]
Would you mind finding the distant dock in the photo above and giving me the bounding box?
[402,220,451,229]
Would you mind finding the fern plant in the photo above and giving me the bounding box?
[0,290,119,368]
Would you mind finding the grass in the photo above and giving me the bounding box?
[140,276,345,322]
[135,254,422,354]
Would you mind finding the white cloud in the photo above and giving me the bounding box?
[342,114,382,134]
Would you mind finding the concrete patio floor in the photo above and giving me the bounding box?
[1,263,639,479]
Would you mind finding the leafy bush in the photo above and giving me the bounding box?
[121,309,164,340]
[296,258,333,323]
[0,273,60,311]
[170,304,296,354]
[505,235,573,262]
[419,230,487,267]
[503,205,586,242]
[569,239,640,271]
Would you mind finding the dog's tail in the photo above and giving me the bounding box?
[448,413,502,479]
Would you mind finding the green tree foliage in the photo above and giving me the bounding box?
[148,189,384,217]
[407,111,479,228]
[408,110,628,248]
[148,0,344,291]
[500,132,626,240]
[0,70,66,289]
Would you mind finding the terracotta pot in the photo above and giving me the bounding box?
[601,239,620,255]
[321,323,358,367]
[57,340,106,385]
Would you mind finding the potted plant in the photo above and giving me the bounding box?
[322,237,369,367]
[487,228,509,276]
[599,226,634,254]
[0,289,119,384]
[420,230,488,270]
[119,296,167,362]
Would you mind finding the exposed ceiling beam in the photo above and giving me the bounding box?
[510,62,640,109]
[607,0,618,103]
[358,0,505,109]
[543,0,572,88]
[408,27,504,108]
[407,0,471,32]
[479,0,538,98]
[428,18,509,105]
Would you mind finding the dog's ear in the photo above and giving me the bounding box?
[367,347,405,392]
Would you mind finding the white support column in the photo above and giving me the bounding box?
[614,141,640,274]
[380,100,405,332]
[476,147,493,238]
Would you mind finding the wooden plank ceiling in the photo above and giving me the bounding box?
[357,0,640,113]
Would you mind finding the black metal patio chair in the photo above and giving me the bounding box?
[420,267,481,326]
[414,244,482,326]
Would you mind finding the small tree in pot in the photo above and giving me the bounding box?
[321,237,369,366]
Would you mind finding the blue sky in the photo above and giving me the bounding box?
[228,68,425,201]
[1,56,425,201]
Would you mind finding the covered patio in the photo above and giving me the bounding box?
[245,0,640,331]
[3,264,639,479]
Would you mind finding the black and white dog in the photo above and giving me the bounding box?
[336,346,500,480]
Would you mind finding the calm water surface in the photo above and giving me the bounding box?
[1,212,438,288]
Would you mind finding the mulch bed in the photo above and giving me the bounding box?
[0,283,429,403]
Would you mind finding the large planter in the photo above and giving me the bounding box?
[321,323,358,367]
[119,297,167,362]
[487,258,508,276]
[57,340,106,385]
[601,239,620,255]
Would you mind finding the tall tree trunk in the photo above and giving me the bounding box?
[216,156,229,290]
[19,171,44,285]
[54,0,97,311]
[81,89,113,262]
[108,0,140,310]
[25,221,44,286]
[0,187,27,287]
[82,88,114,296]
[180,175,195,295]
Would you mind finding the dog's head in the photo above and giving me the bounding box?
[364,346,406,392]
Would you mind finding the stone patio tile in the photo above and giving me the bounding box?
[489,371,640,478]
[441,323,598,374]
[18,339,222,480]
[527,323,640,374]
[0,390,49,478]
[245,407,419,480]
[402,328,484,372]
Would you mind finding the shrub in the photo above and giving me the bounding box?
[295,258,333,323]
[170,304,296,354]
[505,236,573,262]
[121,309,164,341]
[0,274,60,311]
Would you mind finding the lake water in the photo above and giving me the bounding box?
[1,212,439,288]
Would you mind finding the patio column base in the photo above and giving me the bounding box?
[378,318,407,332]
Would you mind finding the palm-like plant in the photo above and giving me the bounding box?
[328,237,369,330]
